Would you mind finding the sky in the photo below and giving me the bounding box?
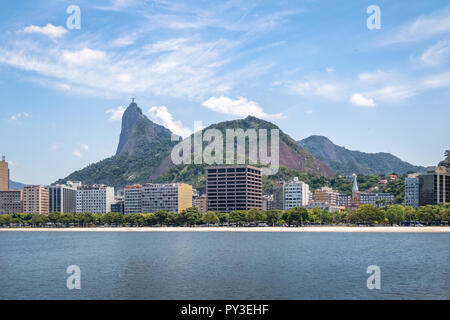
[0,0,449,185]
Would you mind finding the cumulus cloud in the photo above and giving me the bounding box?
[24,24,67,39]
[147,106,192,138]
[202,96,284,119]
[350,93,376,107]
[106,106,126,121]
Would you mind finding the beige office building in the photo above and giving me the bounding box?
[0,156,9,191]
[23,186,49,214]
[141,183,193,213]
[194,194,207,213]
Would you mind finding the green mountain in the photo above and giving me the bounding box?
[298,135,426,175]
[9,180,26,189]
[56,102,334,189]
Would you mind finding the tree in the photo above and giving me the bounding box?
[356,205,384,224]
[204,211,219,226]
[217,212,229,225]
[265,210,281,226]
[179,207,204,226]
[385,205,405,225]
[287,207,308,226]
[229,211,247,226]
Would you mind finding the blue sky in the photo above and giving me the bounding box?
[0,0,449,185]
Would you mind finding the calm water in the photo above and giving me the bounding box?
[0,232,449,300]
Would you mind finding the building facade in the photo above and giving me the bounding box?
[0,156,9,191]
[76,185,115,214]
[272,182,284,210]
[262,195,274,211]
[419,166,449,206]
[47,184,77,213]
[23,186,49,214]
[314,187,339,205]
[206,165,262,212]
[194,194,207,213]
[124,185,142,214]
[0,190,23,214]
[284,177,310,209]
[360,193,394,208]
[405,174,420,208]
[141,183,192,213]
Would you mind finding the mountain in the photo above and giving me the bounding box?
[9,180,26,189]
[56,102,334,189]
[298,135,426,175]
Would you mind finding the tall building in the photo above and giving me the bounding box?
[314,187,339,205]
[206,165,262,212]
[262,195,274,211]
[284,177,310,209]
[124,185,142,214]
[405,174,420,208]
[194,194,207,213]
[0,190,23,214]
[23,186,49,214]
[76,185,115,214]
[419,166,449,206]
[272,182,284,210]
[47,184,77,213]
[141,183,192,213]
[0,156,9,191]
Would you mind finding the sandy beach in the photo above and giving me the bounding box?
[0,226,449,232]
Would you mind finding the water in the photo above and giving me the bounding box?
[0,232,449,300]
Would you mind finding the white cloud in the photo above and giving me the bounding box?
[350,93,376,107]
[144,38,190,54]
[106,106,126,121]
[10,112,29,121]
[61,48,106,65]
[305,109,313,114]
[79,144,89,151]
[288,81,340,100]
[326,67,335,73]
[147,106,192,138]
[49,143,64,151]
[382,7,450,45]
[24,24,68,39]
[358,70,392,82]
[111,35,136,47]
[420,37,450,66]
[202,96,284,119]
[72,149,83,158]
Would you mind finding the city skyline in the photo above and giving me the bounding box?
[1,1,449,185]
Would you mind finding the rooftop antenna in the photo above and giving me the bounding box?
[1,155,5,162]
[131,97,135,103]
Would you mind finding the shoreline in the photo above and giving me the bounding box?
[0,226,449,233]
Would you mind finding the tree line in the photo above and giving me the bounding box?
[0,204,449,227]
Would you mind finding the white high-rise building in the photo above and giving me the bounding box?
[124,185,142,214]
[405,174,420,208]
[284,177,310,209]
[76,184,115,214]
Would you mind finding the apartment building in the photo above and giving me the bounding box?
[284,177,310,209]
[141,183,192,213]
[405,174,420,208]
[76,185,115,214]
[23,186,49,214]
[124,185,142,214]
[206,165,262,212]
[194,194,207,213]
[0,190,23,214]
[314,186,339,205]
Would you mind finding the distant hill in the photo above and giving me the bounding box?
[56,102,334,189]
[9,180,26,189]
[298,135,426,175]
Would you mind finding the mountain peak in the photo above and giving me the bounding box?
[116,101,173,156]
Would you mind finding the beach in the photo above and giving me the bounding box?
[0,226,449,232]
